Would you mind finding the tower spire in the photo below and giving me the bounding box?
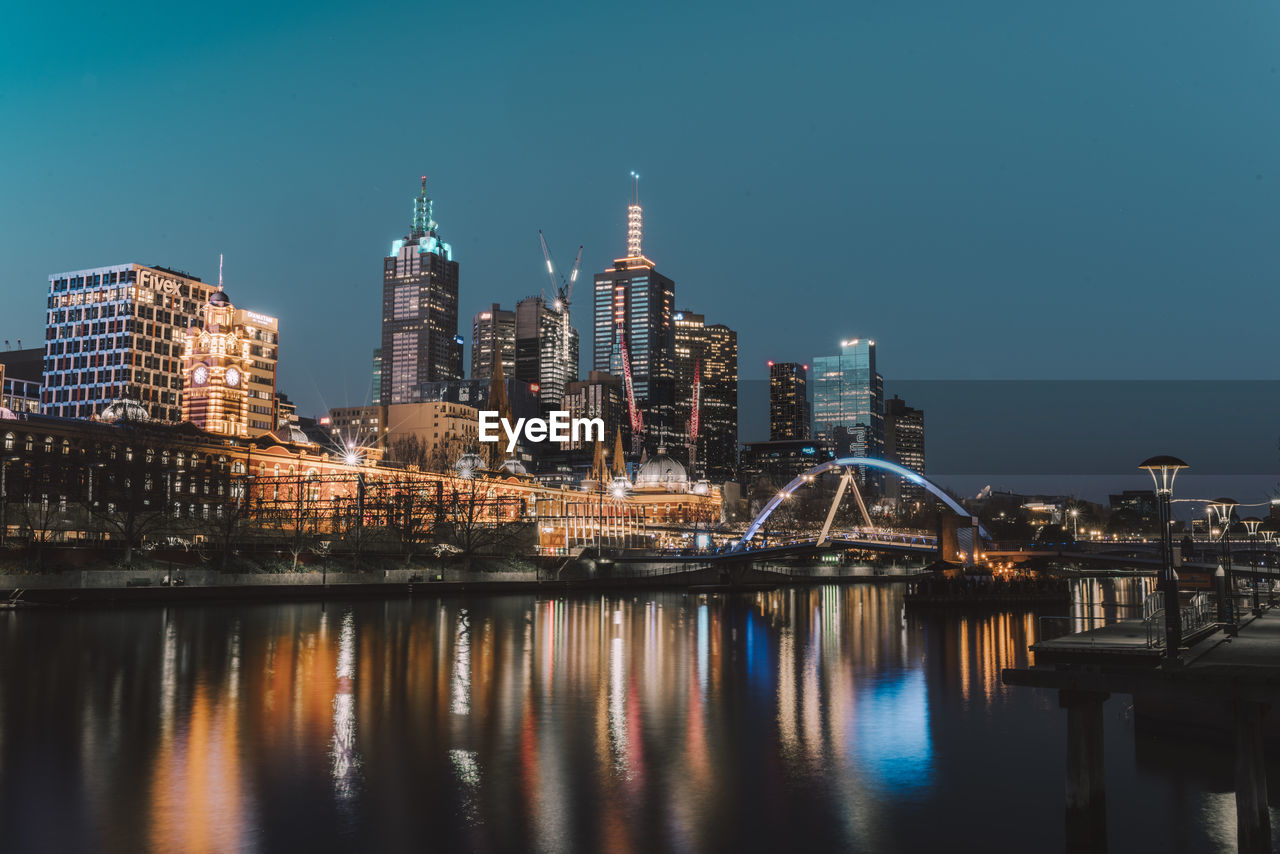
[218,253,224,291]
[412,175,431,238]
[627,171,642,258]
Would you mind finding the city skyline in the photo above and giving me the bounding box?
[6,2,1280,429]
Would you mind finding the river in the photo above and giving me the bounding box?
[0,578,1273,852]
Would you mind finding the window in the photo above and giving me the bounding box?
[3,433,13,451]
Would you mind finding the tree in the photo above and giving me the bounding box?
[437,475,531,564]
[85,438,171,566]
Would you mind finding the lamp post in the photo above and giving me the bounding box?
[1140,456,1188,659]
[1242,517,1263,616]
[1069,508,1079,542]
[1210,498,1238,625]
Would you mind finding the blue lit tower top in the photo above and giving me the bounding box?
[391,176,452,261]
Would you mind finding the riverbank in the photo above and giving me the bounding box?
[0,563,929,606]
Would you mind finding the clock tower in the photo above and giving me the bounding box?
[181,288,252,437]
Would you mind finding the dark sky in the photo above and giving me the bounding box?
[4,2,1280,484]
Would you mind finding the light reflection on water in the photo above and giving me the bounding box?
[0,578,1266,853]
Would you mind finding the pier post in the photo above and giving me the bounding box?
[1233,700,1271,854]
[1060,689,1109,852]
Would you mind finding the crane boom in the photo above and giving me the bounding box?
[565,245,583,305]
[620,333,643,436]
[538,230,559,298]
[690,357,700,441]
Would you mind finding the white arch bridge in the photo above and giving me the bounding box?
[729,457,988,559]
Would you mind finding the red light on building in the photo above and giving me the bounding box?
[530,383,541,394]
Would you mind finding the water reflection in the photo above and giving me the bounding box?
[0,579,1262,852]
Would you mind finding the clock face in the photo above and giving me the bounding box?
[225,367,242,388]
[193,365,209,386]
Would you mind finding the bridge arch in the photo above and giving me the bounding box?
[733,457,983,552]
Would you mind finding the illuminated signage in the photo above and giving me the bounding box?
[137,269,183,296]
[244,311,277,327]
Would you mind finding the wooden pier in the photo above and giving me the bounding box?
[1004,611,1280,853]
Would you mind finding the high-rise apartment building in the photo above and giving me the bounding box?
[380,177,463,406]
[769,361,809,441]
[592,181,675,448]
[471,304,515,380]
[235,307,279,434]
[673,311,738,482]
[515,295,579,411]
[44,264,218,421]
[884,394,925,505]
[812,338,884,460]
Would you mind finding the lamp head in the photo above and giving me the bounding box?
[1138,455,1188,494]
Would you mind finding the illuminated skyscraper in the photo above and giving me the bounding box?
[515,295,578,412]
[380,177,463,406]
[812,338,884,462]
[471,303,515,380]
[884,394,925,505]
[769,361,809,441]
[592,176,675,448]
[674,310,737,482]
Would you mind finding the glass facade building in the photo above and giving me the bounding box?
[811,339,884,462]
[768,361,809,441]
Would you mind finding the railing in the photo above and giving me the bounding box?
[1145,591,1215,648]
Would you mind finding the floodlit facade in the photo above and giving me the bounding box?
[43,264,219,421]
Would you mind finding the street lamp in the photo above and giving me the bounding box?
[1210,497,1238,625]
[1139,456,1188,659]
[1242,517,1264,616]
[1263,523,1279,607]
[1069,508,1079,541]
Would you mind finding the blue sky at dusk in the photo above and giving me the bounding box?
[4,1,1280,494]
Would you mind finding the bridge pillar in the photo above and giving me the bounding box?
[1233,699,1271,854]
[1060,689,1109,853]
[938,514,980,566]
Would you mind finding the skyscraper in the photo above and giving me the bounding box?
[769,361,809,441]
[674,310,738,482]
[812,338,884,462]
[380,177,463,406]
[471,304,515,380]
[515,295,579,412]
[884,394,925,505]
[592,178,675,449]
[370,348,382,405]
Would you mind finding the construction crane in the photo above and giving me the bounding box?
[620,333,643,440]
[538,231,582,364]
[688,357,701,476]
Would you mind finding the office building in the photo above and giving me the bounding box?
[769,361,809,441]
[561,371,627,452]
[739,438,835,491]
[592,181,675,448]
[673,311,738,482]
[45,264,222,422]
[812,338,884,460]
[380,177,463,405]
[514,295,579,412]
[471,304,516,380]
[385,401,480,471]
[883,395,925,505]
[325,405,381,451]
[370,349,382,405]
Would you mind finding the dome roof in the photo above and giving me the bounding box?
[499,459,528,476]
[209,289,231,306]
[634,450,688,490]
[99,399,150,423]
